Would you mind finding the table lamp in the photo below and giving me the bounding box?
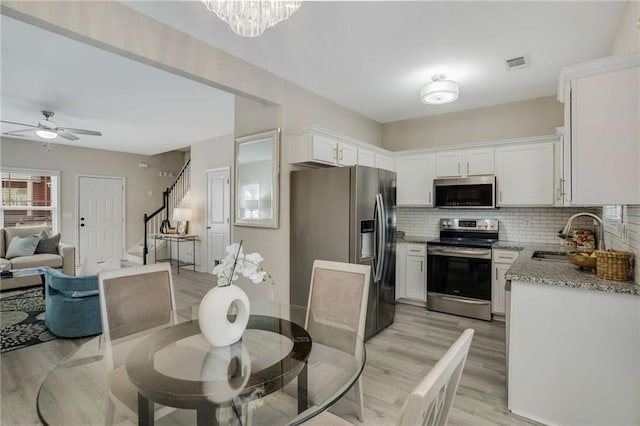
[172,208,192,235]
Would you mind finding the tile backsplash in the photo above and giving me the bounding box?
[397,207,601,245]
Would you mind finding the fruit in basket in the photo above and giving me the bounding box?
[590,252,597,258]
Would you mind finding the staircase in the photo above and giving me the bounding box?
[125,159,191,264]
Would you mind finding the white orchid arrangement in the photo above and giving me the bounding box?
[212,240,271,287]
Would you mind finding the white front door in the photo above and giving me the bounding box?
[78,176,125,263]
[206,168,231,272]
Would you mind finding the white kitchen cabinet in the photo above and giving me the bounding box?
[395,243,406,300]
[289,127,395,169]
[396,154,436,206]
[495,142,555,206]
[492,248,519,316]
[337,141,358,166]
[436,148,494,177]
[375,153,395,172]
[436,151,463,177]
[357,148,375,167]
[404,244,426,302]
[289,132,338,166]
[558,53,639,205]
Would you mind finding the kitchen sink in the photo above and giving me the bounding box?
[531,251,568,262]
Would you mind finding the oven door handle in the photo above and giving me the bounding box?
[427,247,492,259]
[441,296,490,305]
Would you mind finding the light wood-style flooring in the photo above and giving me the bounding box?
[1,268,538,425]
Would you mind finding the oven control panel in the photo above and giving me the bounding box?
[439,218,499,231]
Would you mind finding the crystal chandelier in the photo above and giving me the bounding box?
[201,0,302,37]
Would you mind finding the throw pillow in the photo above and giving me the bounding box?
[5,235,40,260]
[78,257,101,276]
[101,256,122,271]
[36,231,61,254]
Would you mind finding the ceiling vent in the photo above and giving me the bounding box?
[505,55,529,70]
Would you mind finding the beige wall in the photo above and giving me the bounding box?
[2,1,383,304]
[381,96,564,151]
[610,0,640,55]
[0,137,185,253]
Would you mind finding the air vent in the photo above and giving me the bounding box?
[505,55,529,70]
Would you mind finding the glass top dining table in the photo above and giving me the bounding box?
[36,303,365,426]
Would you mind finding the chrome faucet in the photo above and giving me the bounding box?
[561,212,606,250]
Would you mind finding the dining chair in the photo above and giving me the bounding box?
[98,262,177,424]
[303,260,371,422]
[304,328,475,426]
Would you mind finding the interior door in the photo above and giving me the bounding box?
[78,176,124,263]
[206,168,231,272]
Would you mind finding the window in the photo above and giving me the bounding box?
[0,168,60,233]
[240,181,260,219]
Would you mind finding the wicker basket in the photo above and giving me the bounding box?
[595,250,633,281]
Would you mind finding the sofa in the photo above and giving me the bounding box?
[0,225,75,291]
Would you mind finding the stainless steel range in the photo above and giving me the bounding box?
[427,218,499,321]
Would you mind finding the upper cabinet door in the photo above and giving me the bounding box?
[496,142,555,206]
[311,134,338,165]
[337,141,358,166]
[357,148,375,167]
[465,148,494,176]
[436,151,463,177]
[396,154,435,206]
[571,66,639,205]
[375,153,395,172]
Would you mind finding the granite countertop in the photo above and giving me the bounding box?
[503,244,640,296]
[397,235,434,244]
[396,236,639,295]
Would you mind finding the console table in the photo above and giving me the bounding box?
[153,234,197,274]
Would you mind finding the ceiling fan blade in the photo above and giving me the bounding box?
[57,127,102,136]
[56,130,79,141]
[5,128,37,134]
[0,120,37,128]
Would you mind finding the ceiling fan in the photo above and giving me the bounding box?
[1,110,102,141]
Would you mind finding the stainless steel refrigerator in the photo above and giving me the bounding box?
[290,166,396,340]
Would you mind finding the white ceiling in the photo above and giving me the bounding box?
[0,2,627,156]
[124,1,627,123]
[0,15,235,156]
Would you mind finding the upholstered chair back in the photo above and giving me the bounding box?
[98,263,176,342]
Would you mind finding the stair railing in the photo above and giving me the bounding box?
[143,158,191,264]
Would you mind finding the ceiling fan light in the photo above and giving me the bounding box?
[36,129,58,139]
[420,77,459,105]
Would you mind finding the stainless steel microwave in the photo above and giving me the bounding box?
[434,176,496,208]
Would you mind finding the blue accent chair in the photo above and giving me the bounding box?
[42,267,102,338]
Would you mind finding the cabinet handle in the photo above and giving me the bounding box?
[467,162,470,174]
[333,148,337,160]
[339,149,343,161]
[420,260,423,272]
[428,192,432,203]
[498,256,513,260]
[496,269,498,280]
[499,190,503,203]
[457,163,461,175]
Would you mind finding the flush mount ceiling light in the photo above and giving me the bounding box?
[201,0,302,37]
[35,129,58,139]
[420,74,459,105]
